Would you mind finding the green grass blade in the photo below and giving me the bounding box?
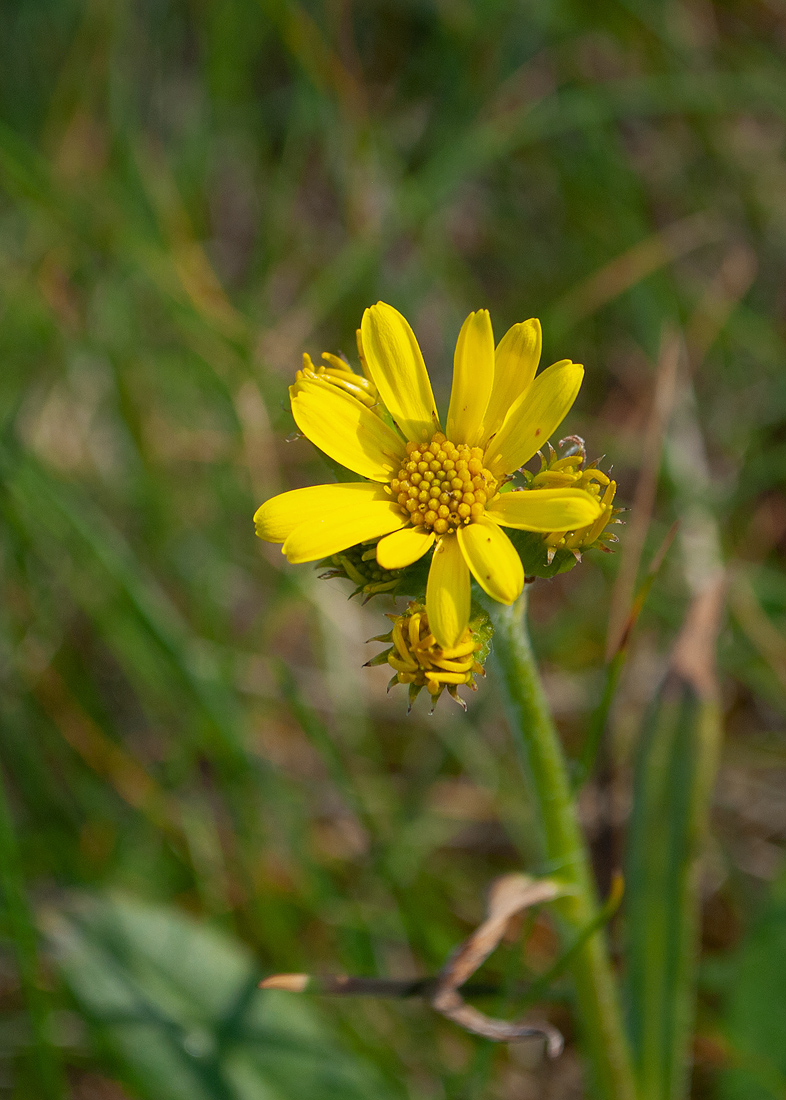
[0,766,65,1099]
[718,867,786,1100]
[0,444,248,769]
[624,580,725,1099]
[574,522,679,790]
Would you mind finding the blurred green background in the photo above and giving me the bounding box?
[1,1,785,1097]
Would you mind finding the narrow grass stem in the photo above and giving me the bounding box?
[0,766,64,1098]
[491,594,636,1100]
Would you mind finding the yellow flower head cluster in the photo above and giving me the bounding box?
[514,440,621,565]
[254,303,603,649]
[366,601,487,713]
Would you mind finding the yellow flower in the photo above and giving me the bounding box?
[254,303,603,648]
[366,600,488,713]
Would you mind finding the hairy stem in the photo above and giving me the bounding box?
[491,594,636,1100]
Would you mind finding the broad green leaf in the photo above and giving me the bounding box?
[48,894,401,1100]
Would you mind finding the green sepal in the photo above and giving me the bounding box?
[468,602,493,664]
[317,542,435,602]
[386,552,432,598]
[364,648,393,668]
[408,682,425,712]
[504,529,581,578]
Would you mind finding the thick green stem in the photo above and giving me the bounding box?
[492,595,636,1100]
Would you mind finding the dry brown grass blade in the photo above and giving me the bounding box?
[554,212,724,326]
[686,243,758,368]
[728,570,786,696]
[670,573,726,702]
[610,520,680,663]
[31,665,174,831]
[605,328,681,660]
[261,872,569,1055]
[606,237,751,663]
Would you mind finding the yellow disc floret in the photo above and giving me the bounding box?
[390,432,498,535]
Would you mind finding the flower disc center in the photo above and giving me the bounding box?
[390,432,498,534]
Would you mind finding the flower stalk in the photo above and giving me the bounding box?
[491,593,636,1100]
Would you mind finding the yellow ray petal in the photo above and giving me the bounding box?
[355,327,373,381]
[484,360,584,477]
[291,379,405,482]
[376,526,435,570]
[483,318,542,441]
[446,309,494,446]
[282,500,406,563]
[360,302,440,444]
[486,487,603,531]
[254,482,388,544]
[426,534,470,649]
[457,518,524,605]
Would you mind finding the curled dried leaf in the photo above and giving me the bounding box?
[260,872,570,1057]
